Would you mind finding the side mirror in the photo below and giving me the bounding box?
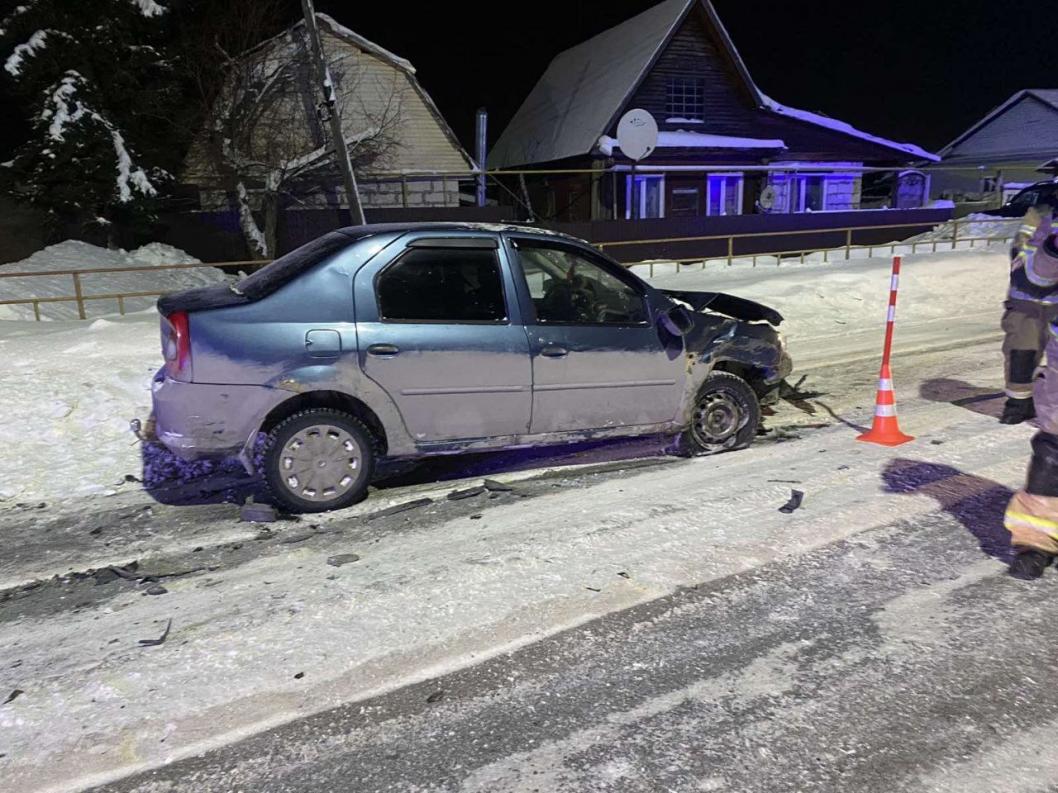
[659,304,695,337]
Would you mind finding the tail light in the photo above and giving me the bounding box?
[161,311,192,382]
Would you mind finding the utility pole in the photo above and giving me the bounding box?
[300,0,366,226]
[475,108,487,208]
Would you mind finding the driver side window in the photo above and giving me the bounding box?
[516,244,647,325]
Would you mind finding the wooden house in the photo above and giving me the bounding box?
[488,0,937,222]
[930,90,1058,202]
[183,14,475,213]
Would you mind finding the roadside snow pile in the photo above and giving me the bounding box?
[645,248,1009,367]
[0,240,229,320]
[0,313,160,500]
[906,213,1020,244]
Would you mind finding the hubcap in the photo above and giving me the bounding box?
[692,390,744,446]
[279,424,362,502]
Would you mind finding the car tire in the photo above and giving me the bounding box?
[262,408,375,513]
[676,371,761,457]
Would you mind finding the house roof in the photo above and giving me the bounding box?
[240,14,474,170]
[489,0,936,168]
[938,89,1058,157]
[244,13,415,75]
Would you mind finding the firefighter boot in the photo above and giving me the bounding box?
[1009,549,1053,580]
[1000,397,1036,425]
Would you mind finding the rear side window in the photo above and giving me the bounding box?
[377,248,507,322]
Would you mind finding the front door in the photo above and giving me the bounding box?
[355,238,532,443]
[508,238,686,434]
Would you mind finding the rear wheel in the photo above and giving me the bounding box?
[263,408,375,513]
[676,371,760,457]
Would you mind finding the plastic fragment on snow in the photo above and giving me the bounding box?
[326,553,360,567]
[482,479,514,492]
[138,618,172,647]
[448,485,486,501]
[779,490,805,514]
[368,498,432,520]
[240,498,276,523]
[3,689,24,705]
[280,530,316,545]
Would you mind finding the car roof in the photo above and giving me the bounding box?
[334,221,586,244]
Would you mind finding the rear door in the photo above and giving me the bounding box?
[505,236,686,434]
[354,235,532,443]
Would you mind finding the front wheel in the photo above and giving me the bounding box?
[676,371,761,456]
[262,408,375,513]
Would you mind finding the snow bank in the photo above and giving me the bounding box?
[906,213,1020,244]
[0,240,228,320]
[0,313,160,501]
[641,247,1009,366]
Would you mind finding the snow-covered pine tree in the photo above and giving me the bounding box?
[0,0,177,240]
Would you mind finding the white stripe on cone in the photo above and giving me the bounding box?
[875,404,897,417]
[878,378,893,390]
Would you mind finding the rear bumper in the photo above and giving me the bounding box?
[150,370,284,460]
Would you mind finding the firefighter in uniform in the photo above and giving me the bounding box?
[1004,212,1058,577]
[1001,205,1058,424]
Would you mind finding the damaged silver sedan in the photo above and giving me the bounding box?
[148,223,793,512]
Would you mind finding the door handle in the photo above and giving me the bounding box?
[541,345,569,358]
[367,343,400,356]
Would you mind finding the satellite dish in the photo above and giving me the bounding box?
[759,185,777,211]
[616,109,658,162]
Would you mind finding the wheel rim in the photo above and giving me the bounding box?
[692,389,745,447]
[278,424,363,502]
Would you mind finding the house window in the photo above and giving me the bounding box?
[670,187,700,217]
[665,77,705,120]
[788,175,827,212]
[626,174,665,219]
[707,173,743,216]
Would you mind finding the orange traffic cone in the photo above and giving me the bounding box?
[857,363,914,446]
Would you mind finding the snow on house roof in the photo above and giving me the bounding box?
[759,94,939,162]
[938,89,1058,157]
[243,13,415,75]
[488,0,694,169]
[315,13,415,75]
[489,0,935,169]
[234,14,474,170]
[597,131,785,156]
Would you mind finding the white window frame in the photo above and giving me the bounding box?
[625,174,666,219]
[706,172,744,216]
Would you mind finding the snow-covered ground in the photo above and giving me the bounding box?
[0,244,1028,792]
[905,212,1021,244]
[0,246,1010,503]
[0,240,227,320]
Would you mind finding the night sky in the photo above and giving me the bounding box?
[0,1,1047,159]
[314,0,1047,155]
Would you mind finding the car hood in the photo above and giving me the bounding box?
[660,289,783,326]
